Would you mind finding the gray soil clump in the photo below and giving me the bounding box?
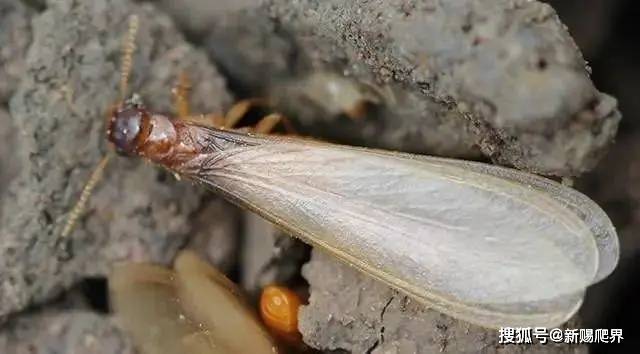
[203,1,481,158]
[0,0,33,104]
[270,0,620,176]
[197,0,620,175]
[0,310,135,354]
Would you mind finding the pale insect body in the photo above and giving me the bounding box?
[110,251,278,354]
[106,106,619,329]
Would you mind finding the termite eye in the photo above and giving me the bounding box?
[108,107,143,155]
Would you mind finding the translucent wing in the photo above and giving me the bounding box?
[180,129,619,328]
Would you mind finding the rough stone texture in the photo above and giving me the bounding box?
[275,0,621,176]
[0,0,33,104]
[0,108,20,223]
[0,0,233,320]
[157,0,260,35]
[203,2,480,158]
[0,0,32,210]
[300,250,587,354]
[0,310,136,354]
[195,0,620,175]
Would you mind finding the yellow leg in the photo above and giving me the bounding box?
[253,113,284,134]
[222,98,269,129]
[171,72,268,129]
[223,99,295,134]
[175,94,291,135]
[172,71,192,119]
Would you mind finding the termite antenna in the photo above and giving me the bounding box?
[60,15,139,239]
[120,14,139,102]
[60,154,112,238]
[59,16,139,241]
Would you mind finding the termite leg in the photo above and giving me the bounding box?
[172,71,192,119]
[243,110,297,135]
[171,72,226,127]
[222,98,269,129]
[220,99,296,134]
[170,71,230,127]
[253,113,284,134]
[177,95,295,134]
[177,98,277,131]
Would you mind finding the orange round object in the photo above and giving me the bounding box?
[260,285,302,338]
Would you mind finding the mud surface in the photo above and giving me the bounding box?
[199,0,621,176]
[0,310,135,354]
[0,0,634,353]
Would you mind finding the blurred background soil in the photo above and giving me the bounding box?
[0,0,638,353]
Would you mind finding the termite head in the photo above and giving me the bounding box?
[107,95,151,156]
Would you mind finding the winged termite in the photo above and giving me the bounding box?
[109,251,278,354]
[104,94,619,328]
[67,15,619,330]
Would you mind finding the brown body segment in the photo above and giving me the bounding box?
[108,102,198,168]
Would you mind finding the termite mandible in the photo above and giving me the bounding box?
[63,15,619,329]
